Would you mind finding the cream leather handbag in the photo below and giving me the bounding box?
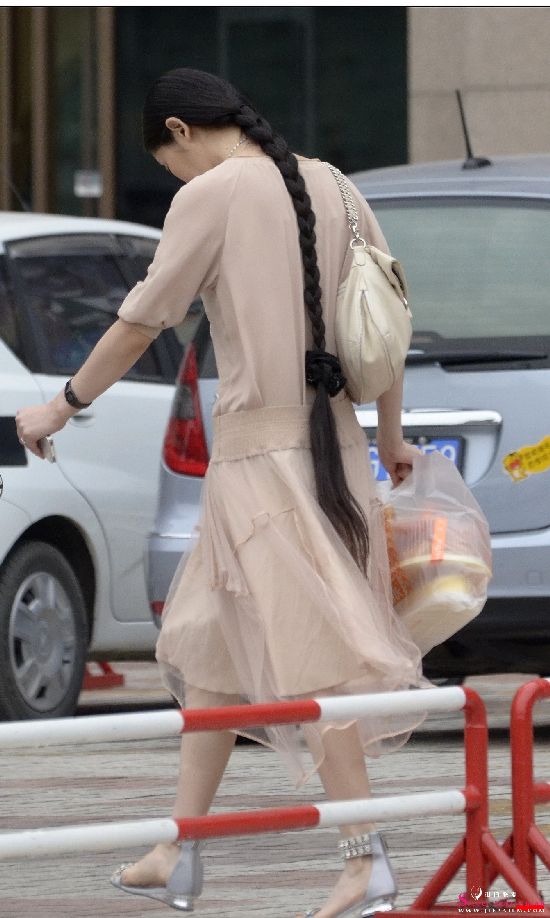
[327,163,413,405]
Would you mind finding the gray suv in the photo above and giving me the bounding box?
[147,153,550,680]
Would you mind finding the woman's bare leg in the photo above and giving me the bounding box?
[295,722,378,918]
[121,686,238,887]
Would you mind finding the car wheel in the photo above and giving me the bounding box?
[0,541,88,720]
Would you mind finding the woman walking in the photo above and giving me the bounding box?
[16,68,434,917]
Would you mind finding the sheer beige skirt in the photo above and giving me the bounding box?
[156,389,434,788]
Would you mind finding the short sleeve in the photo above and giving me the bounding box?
[117,166,237,339]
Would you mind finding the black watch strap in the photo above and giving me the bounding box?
[64,379,92,410]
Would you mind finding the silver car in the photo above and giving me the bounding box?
[148,153,550,680]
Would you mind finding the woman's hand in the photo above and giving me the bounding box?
[16,397,74,460]
[15,320,153,461]
[377,435,420,488]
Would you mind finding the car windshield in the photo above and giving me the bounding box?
[371,198,550,345]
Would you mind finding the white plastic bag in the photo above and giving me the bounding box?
[383,451,492,656]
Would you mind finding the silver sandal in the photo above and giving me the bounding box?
[303,830,397,918]
[110,839,204,912]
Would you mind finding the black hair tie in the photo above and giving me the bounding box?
[305,350,347,398]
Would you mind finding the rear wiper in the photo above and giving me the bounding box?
[407,349,548,365]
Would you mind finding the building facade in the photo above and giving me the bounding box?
[1,6,407,225]
[407,7,550,163]
[1,7,549,227]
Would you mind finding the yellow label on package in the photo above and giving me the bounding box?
[502,435,550,481]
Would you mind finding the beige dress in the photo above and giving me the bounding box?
[117,155,434,787]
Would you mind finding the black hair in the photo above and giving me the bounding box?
[143,68,369,575]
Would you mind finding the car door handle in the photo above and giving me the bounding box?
[68,411,95,427]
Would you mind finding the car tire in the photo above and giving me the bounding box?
[0,541,88,720]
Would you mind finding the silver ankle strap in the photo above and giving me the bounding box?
[338,832,373,859]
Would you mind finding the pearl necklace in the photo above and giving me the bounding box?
[226,135,249,158]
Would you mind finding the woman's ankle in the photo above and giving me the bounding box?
[343,853,373,877]
[154,841,180,855]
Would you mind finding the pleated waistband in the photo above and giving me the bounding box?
[210,392,364,462]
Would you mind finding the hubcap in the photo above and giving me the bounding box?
[9,571,77,712]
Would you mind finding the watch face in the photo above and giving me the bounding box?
[64,381,73,404]
[65,380,89,409]
[65,381,78,407]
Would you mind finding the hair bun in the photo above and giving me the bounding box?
[305,350,347,398]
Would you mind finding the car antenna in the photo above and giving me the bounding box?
[456,89,492,170]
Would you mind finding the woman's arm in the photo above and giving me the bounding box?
[349,188,418,485]
[16,166,238,459]
[376,368,419,486]
[16,319,153,458]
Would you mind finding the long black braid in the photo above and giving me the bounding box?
[143,68,369,575]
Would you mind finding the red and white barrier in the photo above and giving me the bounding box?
[510,677,550,893]
[0,791,465,860]
[82,661,125,691]
[0,686,465,749]
[1,684,547,914]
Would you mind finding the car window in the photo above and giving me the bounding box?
[0,256,23,360]
[193,308,218,378]
[121,235,159,280]
[371,199,550,342]
[7,234,163,379]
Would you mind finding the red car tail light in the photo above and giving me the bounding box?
[151,601,164,628]
[163,343,209,476]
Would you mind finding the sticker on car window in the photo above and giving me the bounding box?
[502,435,550,481]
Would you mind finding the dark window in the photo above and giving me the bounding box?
[121,234,159,281]
[0,257,23,360]
[195,315,217,379]
[222,9,315,155]
[115,6,218,225]
[315,8,407,171]
[115,7,407,226]
[171,300,217,380]
[7,234,162,379]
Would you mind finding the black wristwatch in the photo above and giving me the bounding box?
[64,379,92,410]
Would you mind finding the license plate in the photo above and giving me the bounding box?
[369,437,463,482]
